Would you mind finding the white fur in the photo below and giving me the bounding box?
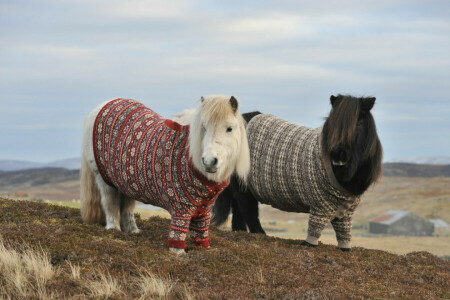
[187,95,249,184]
[80,100,140,233]
[80,96,250,249]
[171,108,196,126]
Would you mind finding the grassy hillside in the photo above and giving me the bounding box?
[0,197,449,299]
[0,168,79,189]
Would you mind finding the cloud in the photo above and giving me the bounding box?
[102,0,190,19]
[0,0,449,161]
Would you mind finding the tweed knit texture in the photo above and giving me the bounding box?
[247,114,360,243]
[93,98,229,249]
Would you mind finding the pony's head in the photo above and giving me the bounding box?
[322,94,383,195]
[189,95,250,184]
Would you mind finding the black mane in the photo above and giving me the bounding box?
[322,95,383,195]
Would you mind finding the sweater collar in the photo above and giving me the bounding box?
[188,158,230,195]
[317,132,356,199]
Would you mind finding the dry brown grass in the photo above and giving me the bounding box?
[134,270,193,300]
[1,197,449,299]
[0,238,192,300]
[0,240,56,299]
[67,261,81,280]
[85,271,121,299]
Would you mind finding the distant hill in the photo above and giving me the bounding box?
[0,158,80,171]
[383,163,450,177]
[385,156,450,165]
[0,168,79,189]
[0,161,449,190]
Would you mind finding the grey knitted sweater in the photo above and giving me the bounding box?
[247,114,361,245]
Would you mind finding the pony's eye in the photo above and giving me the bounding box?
[226,127,233,133]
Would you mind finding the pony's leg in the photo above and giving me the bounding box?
[235,190,266,234]
[96,175,121,231]
[331,216,352,251]
[302,213,329,247]
[120,194,140,233]
[231,199,247,231]
[189,214,211,248]
[168,215,190,254]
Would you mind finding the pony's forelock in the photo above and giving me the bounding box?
[323,96,360,152]
[188,95,249,183]
[199,96,236,126]
[322,95,383,194]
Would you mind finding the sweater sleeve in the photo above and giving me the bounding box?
[330,216,352,248]
[330,197,360,248]
[189,213,211,247]
[168,215,191,249]
[307,194,337,240]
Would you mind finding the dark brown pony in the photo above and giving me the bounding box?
[212,94,383,251]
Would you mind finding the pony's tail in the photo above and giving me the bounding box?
[212,185,234,226]
[80,154,105,225]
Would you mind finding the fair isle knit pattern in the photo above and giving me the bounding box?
[247,114,361,243]
[93,98,229,249]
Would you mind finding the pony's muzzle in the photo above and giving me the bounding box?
[202,156,218,173]
[331,149,349,166]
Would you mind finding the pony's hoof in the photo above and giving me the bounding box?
[339,247,351,252]
[125,226,140,234]
[300,241,317,248]
[169,248,186,255]
[105,224,121,231]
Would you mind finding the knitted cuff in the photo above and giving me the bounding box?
[305,235,319,246]
[338,240,351,249]
[192,237,210,248]
[168,239,186,249]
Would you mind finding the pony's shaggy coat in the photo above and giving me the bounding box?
[80,96,250,251]
[246,114,360,248]
[213,95,383,250]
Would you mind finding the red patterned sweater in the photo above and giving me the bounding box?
[93,98,229,249]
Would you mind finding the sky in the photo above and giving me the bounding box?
[0,0,449,162]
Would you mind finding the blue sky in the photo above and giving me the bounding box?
[1,0,449,162]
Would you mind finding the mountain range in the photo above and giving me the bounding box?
[385,156,450,165]
[0,156,450,172]
[0,158,80,171]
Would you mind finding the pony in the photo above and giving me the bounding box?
[212,95,383,251]
[80,95,250,254]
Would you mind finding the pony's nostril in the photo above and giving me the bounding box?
[202,157,218,168]
[339,151,348,162]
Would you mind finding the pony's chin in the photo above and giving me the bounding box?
[202,169,230,184]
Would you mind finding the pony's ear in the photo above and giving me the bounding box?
[330,95,339,107]
[229,96,238,113]
[361,97,376,111]
[235,115,250,184]
[200,96,205,103]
